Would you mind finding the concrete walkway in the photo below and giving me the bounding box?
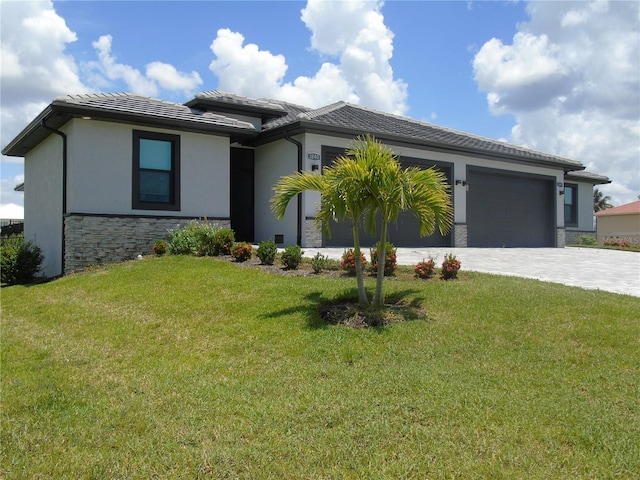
[302,247,640,298]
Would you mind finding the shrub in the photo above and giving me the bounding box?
[256,240,277,265]
[370,242,397,276]
[168,221,234,256]
[441,253,461,280]
[152,240,168,256]
[311,252,328,274]
[1,234,44,285]
[281,245,303,270]
[603,238,631,248]
[213,228,235,256]
[573,235,598,246]
[415,257,436,279]
[340,248,367,275]
[231,242,253,262]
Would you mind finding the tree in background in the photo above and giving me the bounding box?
[594,188,613,212]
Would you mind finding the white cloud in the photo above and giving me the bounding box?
[0,174,25,219]
[473,0,640,206]
[146,62,203,97]
[209,0,407,115]
[0,1,88,148]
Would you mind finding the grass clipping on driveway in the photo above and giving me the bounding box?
[2,255,639,479]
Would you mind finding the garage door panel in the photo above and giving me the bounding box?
[467,168,555,247]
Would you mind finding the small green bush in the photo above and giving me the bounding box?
[311,252,328,273]
[213,228,235,256]
[1,234,44,285]
[281,245,303,270]
[573,235,598,246]
[152,240,168,256]
[168,221,234,256]
[441,253,461,280]
[415,257,436,279]
[231,242,253,262]
[340,248,367,275]
[370,242,397,276]
[256,240,277,265]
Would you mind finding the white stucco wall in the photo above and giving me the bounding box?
[24,133,64,278]
[253,139,299,245]
[66,119,230,217]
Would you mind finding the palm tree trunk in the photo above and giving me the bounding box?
[352,223,369,307]
[372,222,388,308]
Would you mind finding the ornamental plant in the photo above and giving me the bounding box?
[256,240,277,265]
[441,253,461,280]
[152,240,168,256]
[311,252,329,274]
[213,228,235,256]
[341,248,367,275]
[415,257,436,279]
[370,241,397,276]
[231,242,253,262]
[281,245,303,270]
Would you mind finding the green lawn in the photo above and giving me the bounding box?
[2,256,639,479]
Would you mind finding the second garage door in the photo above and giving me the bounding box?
[466,167,556,247]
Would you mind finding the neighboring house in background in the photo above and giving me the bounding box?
[595,200,640,245]
[2,91,610,278]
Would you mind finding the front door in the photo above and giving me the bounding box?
[230,148,254,242]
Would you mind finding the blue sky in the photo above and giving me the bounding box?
[1,0,638,218]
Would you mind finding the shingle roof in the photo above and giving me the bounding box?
[595,200,640,216]
[191,91,287,113]
[54,93,256,130]
[2,93,258,157]
[263,101,584,169]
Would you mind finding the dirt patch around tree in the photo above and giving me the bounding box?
[228,255,433,328]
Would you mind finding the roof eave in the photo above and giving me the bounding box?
[2,102,258,157]
[250,121,584,170]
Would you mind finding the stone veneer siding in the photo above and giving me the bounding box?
[565,229,596,245]
[454,224,468,248]
[64,214,230,275]
[305,217,323,247]
[556,227,566,248]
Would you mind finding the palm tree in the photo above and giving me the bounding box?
[352,136,453,307]
[593,188,613,212]
[271,135,453,310]
[271,153,371,306]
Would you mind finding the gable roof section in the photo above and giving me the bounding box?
[260,101,584,171]
[2,93,257,157]
[595,200,640,217]
[185,91,288,121]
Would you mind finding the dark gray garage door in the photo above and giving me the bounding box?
[466,167,556,247]
[322,147,452,248]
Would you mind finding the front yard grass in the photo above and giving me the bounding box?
[2,255,639,479]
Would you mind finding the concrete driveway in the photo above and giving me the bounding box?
[303,247,640,297]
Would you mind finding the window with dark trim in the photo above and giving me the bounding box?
[564,183,577,227]
[132,130,180,211]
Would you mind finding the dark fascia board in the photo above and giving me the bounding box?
[2,102,258,157]
[247,120,585,172]
[564,171,611,185]
[184,97,288,121]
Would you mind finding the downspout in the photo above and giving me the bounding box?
[283,131,303,246]
[42,117,67,275]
